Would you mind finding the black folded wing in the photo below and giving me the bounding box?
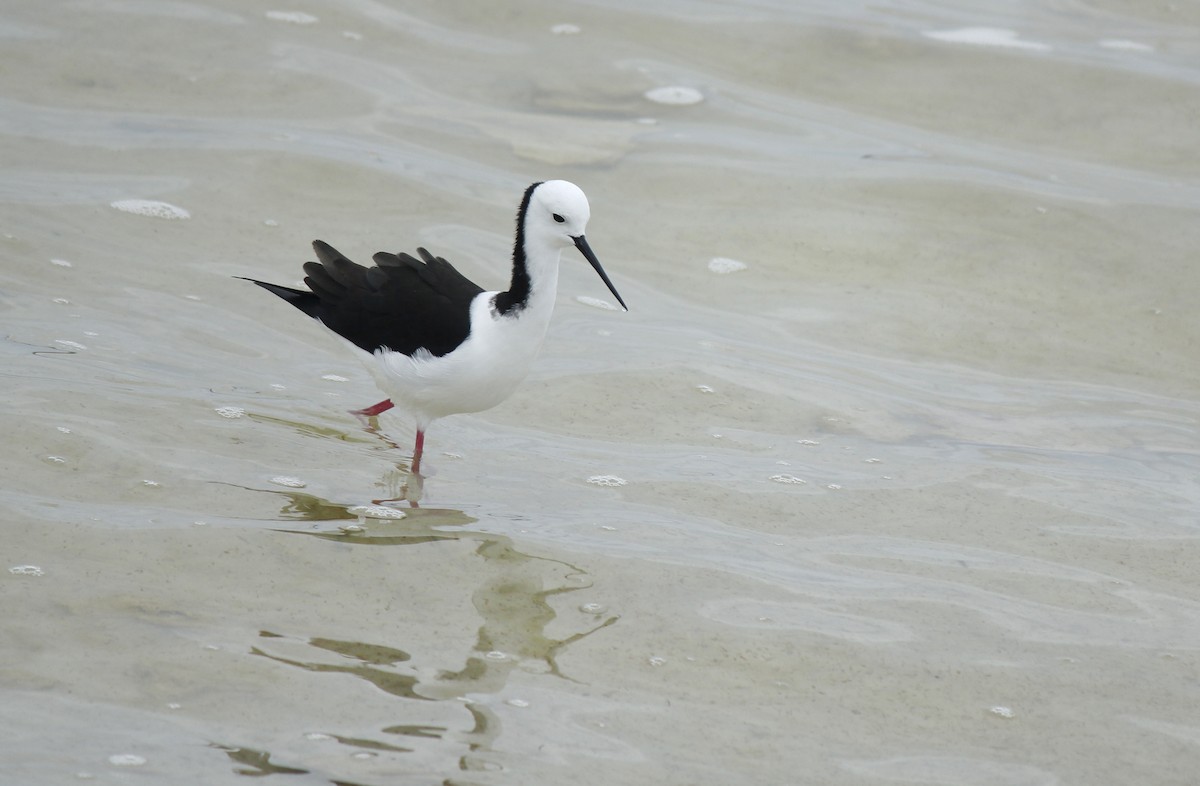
[242,240,486,357]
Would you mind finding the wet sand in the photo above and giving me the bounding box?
[2,1,1199,783]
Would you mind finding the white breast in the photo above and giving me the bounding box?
[368,282,558,428]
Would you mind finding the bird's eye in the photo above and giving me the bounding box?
[552,213,565,223]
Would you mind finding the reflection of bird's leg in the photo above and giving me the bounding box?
[363,426,424,508]
[404,469,424,508]
[371,463,423,509]
[397,429,426,507]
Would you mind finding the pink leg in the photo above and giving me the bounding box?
[411,429,425,476]
[351,399,394,418]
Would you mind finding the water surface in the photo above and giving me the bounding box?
[2,1,1199,783]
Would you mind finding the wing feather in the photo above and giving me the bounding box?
[253,241,487,357]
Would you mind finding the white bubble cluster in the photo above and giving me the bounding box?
[923,27,1050,51]
[644,86,704,105]
[708,257,747,274]
[266,11,318,24]
[110,199,191,220]
[1099,39,1152,52]
[587,474,627,487]
[347,505,407,520]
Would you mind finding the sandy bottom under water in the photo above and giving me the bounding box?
[2,0,1200,784]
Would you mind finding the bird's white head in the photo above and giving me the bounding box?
[519,180,627,311]
[525,179,591,248]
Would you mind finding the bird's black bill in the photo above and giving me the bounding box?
[573,235,628,311]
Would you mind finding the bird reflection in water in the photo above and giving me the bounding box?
[234,495,618,777]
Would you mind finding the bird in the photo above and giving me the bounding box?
[240,180,626,498]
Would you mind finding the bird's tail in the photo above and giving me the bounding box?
[235,277,322,319]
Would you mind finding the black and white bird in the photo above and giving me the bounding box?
[241,180,626,485]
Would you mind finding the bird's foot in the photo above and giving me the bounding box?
[349,399,395,425]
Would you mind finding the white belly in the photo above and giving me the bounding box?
[367,290,554,427]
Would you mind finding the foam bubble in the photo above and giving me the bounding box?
[266,11,318,24]
[9,565,44,577]
[321,374,348,382]
[708,256,747,274]
[107,754,147,767]
[551,23,581,35]
[269,476,307,488]
[347,505,407,520]
[923,27,1050,51]
[1099,39,1153,52]
[587,474,627,487]
[55,339,87,350]
[50,258,73,267]
[214,406,246,419]
[644,86,704,105]
[769,474,807,485]
[989,705,1015,718]
[110,199,191,220]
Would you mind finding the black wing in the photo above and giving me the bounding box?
[242,240,485,357]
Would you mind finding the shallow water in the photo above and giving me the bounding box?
[3,1,1199,783]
